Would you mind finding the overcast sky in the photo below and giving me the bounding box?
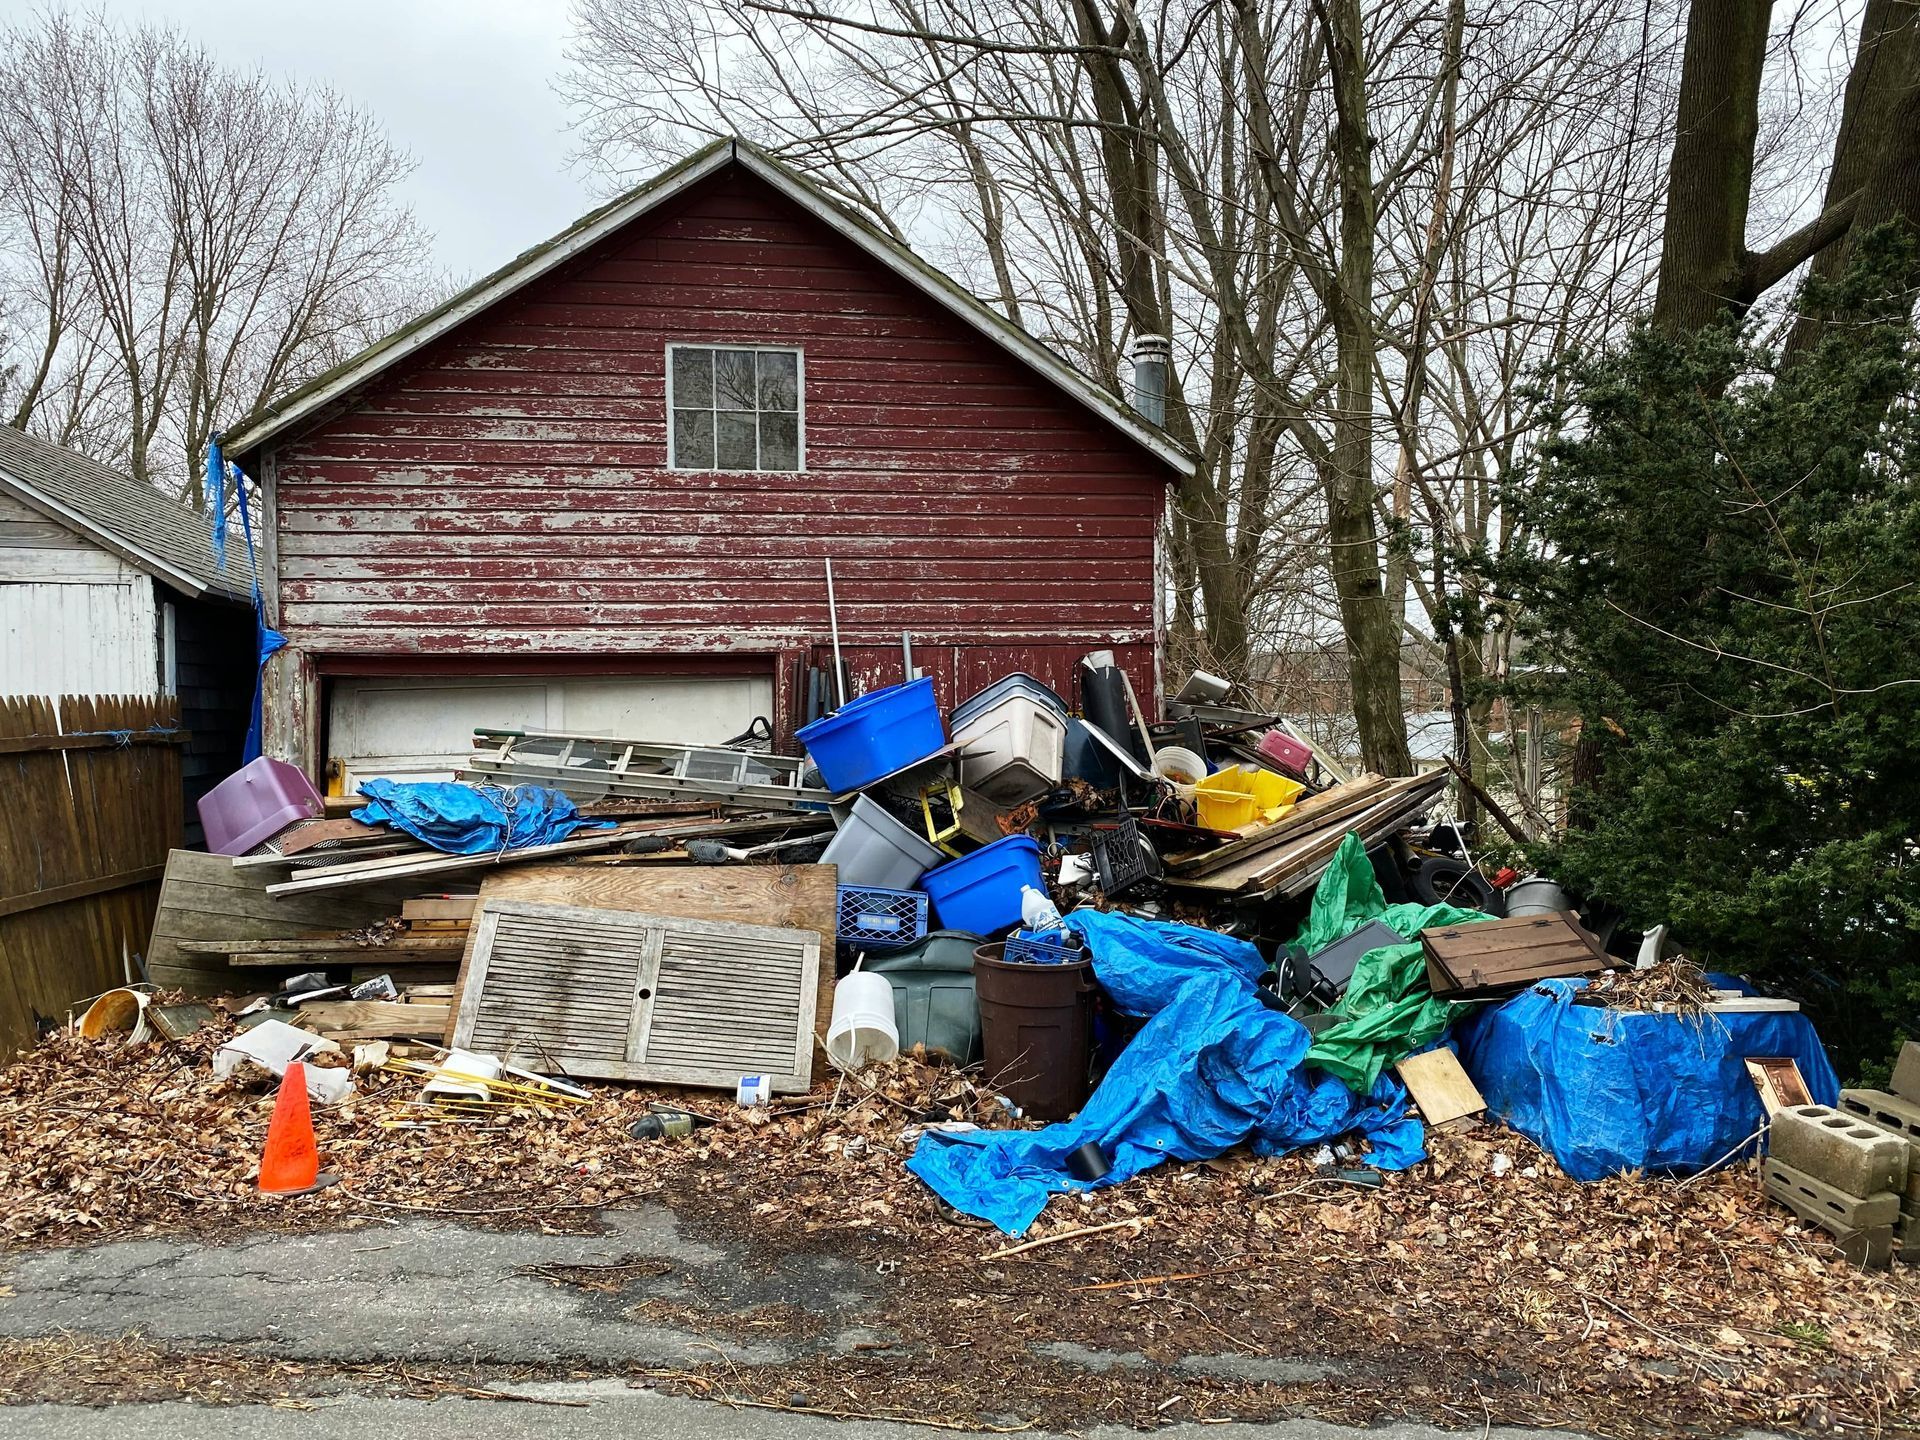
[107,0,600,282]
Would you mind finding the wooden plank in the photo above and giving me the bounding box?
[0,864,166,920]
[275,817,392,855]
[146,849,422,994]
[294,999,451,1039]
[453,862,839,1061]
[403,896,479,921]
[1394,1049,1486,1129]
[175,935,467,956]
[1161,774,1393,875]
[0,728,188,755]
[1420,914,1608,961]
[227,952,462,968]
[262,824,657,897]
[233,840,421,868]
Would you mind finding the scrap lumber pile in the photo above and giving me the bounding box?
[1157,771,1450,898]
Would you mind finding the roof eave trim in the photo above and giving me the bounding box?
[0,469,219,600]
[223,145,738,457]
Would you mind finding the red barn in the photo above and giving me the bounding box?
[227,140,1189,788]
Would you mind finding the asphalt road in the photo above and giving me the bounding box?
[3,1383,1598,1440]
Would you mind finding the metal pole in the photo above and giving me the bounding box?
[825,557,847,707]
[901,631,914,680]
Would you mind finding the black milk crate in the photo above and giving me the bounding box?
[1091,816,1160,895]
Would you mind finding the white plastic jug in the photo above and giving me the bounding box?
[826,967,900,1071]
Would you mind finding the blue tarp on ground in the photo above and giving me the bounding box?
[1454,977,1841,1180]
[351,780,610,856]
[905,909,1426,1235]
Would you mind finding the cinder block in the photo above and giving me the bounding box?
[1763,1157,1901,1232]
[1839,1088,1920,1141]
[1893,1043,1920,1104]
[1769,1104,1910,1197]
[1836,1226,1895,1269]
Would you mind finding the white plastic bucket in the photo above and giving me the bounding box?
[826,968,900,1071]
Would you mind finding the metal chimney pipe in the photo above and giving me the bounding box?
[1129,334,1171,428]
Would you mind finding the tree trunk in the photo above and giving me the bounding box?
[1318,0,1413,775]
[1650,0,1773,334]
[1786,0,1920,356]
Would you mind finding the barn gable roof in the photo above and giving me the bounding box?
[0,423,249,602]
[223,139,1195,478]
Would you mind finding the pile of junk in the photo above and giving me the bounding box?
[110,652,1898,1257]
[790,658,1874,1251]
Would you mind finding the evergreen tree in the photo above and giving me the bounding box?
[1495,236,1920,1079]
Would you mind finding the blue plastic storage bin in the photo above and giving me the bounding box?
[836,885,931,951]
[796,677,946,793]
[921,834,1044,935]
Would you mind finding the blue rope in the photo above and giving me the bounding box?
[206,435,287,764]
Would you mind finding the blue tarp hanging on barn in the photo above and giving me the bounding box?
[905,908,1427,1236]
[1454,977,1840,1180]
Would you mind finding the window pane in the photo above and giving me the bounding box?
[714,349,758,411]
[670,348,712,407]
[758,350,799,411]
[759,412,799,471]
[716,410,758,469]
[672,408,714,469]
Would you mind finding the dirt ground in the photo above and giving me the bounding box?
[1,1031,1916,1436]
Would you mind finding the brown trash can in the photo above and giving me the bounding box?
[973,942,1096,1121]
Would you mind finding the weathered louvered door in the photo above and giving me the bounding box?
[453,899,818,1092]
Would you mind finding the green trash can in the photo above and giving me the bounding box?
[865,930,986,1064]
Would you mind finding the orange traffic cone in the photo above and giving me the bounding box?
[257,1060,322,1195]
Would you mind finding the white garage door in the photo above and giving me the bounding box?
[327,673,774,791]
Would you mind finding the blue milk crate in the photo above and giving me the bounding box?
[836,885,931,951]
[1002,929,1089,966]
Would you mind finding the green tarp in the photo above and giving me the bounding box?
[1295,834,1492,1092]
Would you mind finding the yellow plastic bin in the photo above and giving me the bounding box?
[1195,765,1305,830]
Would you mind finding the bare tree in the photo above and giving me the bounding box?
[1652,0,1920,336]
[563,0,1673,777]
[0,9,434,502]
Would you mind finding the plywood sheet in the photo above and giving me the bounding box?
[1394,1048,1486,1129]
[146,849,421,994]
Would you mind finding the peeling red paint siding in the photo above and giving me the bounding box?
[263,168,1166,735]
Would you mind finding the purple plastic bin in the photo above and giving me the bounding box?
[199,756,325,855]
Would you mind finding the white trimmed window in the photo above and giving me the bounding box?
[667,345,804,472]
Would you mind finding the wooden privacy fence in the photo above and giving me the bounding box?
[0,695,185,1055]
